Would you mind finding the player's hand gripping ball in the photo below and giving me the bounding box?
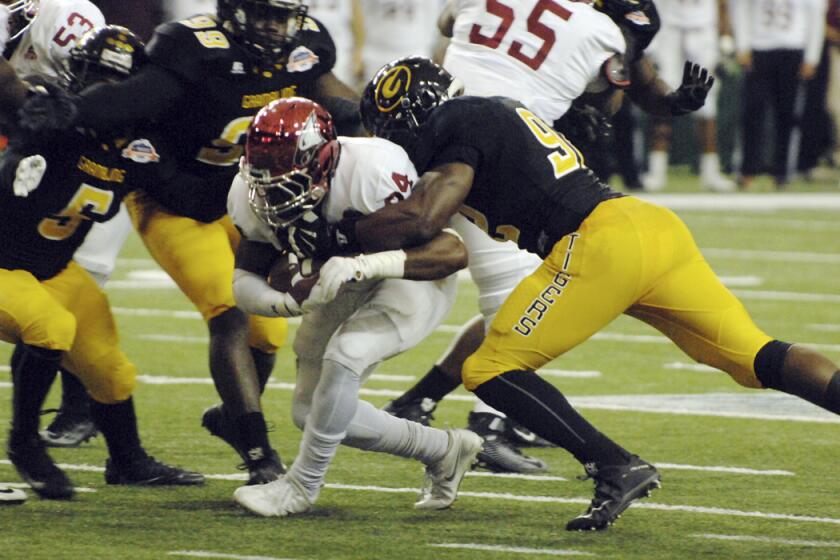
[268,253,322,305]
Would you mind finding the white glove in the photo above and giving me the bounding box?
[302,250,407,311]
[13,155,47,197]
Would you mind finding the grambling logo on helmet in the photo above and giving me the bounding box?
[375,65,412,113]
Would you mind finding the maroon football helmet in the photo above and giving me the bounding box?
[243,97,340,229]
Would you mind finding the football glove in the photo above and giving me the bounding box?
[286,210,330,259]
[12,154,46,197]
[554,105,613,153]
[667,61,714,116]
[17,81,78,135]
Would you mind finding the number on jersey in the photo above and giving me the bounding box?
[516,108,584,179]
[38,184,115,241]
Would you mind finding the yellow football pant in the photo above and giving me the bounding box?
[0,262,136,403]
[463,197,773,390]
[126,190,287,353]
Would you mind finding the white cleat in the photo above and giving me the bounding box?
[233,475,313,517]
[0,486,27,505]
[701,173,736,192]
[415,429,483,510]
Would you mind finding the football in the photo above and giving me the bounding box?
[268,253,322,304]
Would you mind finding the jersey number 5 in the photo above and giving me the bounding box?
[38,183,115,241]
[469,0,572,71]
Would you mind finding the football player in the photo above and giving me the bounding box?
[0,25,205,499]
[17,0,366,483]
[383,0,716,473]
[2,0,111,449]
[330,57,840,531]
[226,98,480,517]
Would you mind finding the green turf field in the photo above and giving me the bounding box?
[2,173,839,559]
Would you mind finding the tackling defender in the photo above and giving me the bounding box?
[312,57,840,531]
[225,98,480,517]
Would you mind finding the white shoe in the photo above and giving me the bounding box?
[0,486,27,505]
[641,173,666,192]
[701,173,736,192]
[414,429,483,510]
[233,475,313,517]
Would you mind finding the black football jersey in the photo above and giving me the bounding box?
[143,14,336,217]
[0,132,167,280]
[412,96,621,258]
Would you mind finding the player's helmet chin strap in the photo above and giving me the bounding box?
[7,0,38,42]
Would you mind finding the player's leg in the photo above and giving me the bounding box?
[627,207,840,413]
[463,198,662,530]
[52,262,204,486]
[687,26,734,192]
[0,268,77,499]
[126,191,282,483]
[740,52,771,187]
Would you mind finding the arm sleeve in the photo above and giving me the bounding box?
[74,65,186,131]
[804,0,828,66]
[233,268,301,317]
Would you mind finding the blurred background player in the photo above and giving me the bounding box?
[730,0,827,188]
[305,0,360,85]
[642,0,735,192]
[17,0,366,485]
[229,98,480,517]
[1,25,204,500]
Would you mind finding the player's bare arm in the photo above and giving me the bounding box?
[352,162,475,253]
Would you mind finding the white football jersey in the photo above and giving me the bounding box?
[360,0,445,77]
[164,0,216,20]
[657,0,719,28]
[228,136,418,251]
[8,0,105,78]
[306,0,356,84]
[443,0,625,123]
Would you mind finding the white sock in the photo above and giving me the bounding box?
[342,400,449,465]
[287,359,361,500]
[647,150,668,178]
[700,152,722,179]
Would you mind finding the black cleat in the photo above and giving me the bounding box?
[105,452,205,486]
[382,397,437,426]
[40,409,98,448]
[7,434,74,499]
[240,447,286,485]
[467,412,548,474]
[566,455,661,531]
[201,404,243,458]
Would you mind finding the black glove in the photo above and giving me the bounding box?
[553,104,613,153]
[16,81,79,136]
[667,61,714,116]
[285,209,364,259]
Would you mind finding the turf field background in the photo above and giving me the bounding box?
[2,171,839,559]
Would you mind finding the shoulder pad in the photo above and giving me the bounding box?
[291,16,336,75]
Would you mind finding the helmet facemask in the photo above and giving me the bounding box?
[244,102,339,231]
[220,0,307,63]
[6,0,39,41]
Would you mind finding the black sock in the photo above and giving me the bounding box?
[59,368,91,414]
[474,370,631,466]
[824,371,840,414]
[235,412,271,461]
[250,348,276,394]
[393,365,461,406]
[90,398,144,467]
[11,344,61,439]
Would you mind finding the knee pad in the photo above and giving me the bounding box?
[462,354,501,392]
[753,340,793,390]
[247,315,287,354]
[291,400,309,432]
[26,307,76,352]
[87,358,137,404]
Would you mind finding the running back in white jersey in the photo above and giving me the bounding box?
[306,0,357,84]
[360,0,445,78]
[8,0,105,78]
[657,0,718,29]
[444,0,625,123]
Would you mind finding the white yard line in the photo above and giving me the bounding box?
[808,323,840,332]
[637,192,840,211]
[692,534,840,548]
[112,307,202,319]
[682,215,840,231]
[730,289,840,303]
[0,481,96,493]
[168,552,295,560]
[465,472,568,482]
[540,369,601,379]
[702,248,840,264]
[429,543,592,556]
[653,463,793,476]
[664,362,718,372]
[369,374,416,382]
